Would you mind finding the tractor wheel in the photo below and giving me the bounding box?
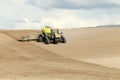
[44,36,50,44]
[53,38,57,44]
[37,35,43,42]
[61,36,66,43]
[53,34,57,44]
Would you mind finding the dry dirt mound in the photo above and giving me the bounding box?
[0,29,120,80]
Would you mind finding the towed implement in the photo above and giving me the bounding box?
[18,35,37,42]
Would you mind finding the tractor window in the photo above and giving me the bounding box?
[52,30,58,34]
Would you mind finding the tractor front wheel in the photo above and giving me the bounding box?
[61,36,66,43]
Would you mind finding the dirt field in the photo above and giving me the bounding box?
[0,27,120,80]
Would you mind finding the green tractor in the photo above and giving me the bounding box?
[37,27,66,44]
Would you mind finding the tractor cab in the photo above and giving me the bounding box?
[51,29,61,38]
[51,29,59,34]
[38,26,66,44]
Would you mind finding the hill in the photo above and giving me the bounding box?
[0,28,120,80]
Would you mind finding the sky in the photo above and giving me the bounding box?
[0,0,120,29]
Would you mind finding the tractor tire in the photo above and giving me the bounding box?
[37,35,43,42]
[53,34,57,44]
[44,36,50,44]
[61,36,66,43]
[53,38,57,44]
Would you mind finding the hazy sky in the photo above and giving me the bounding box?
[0,0,120,29]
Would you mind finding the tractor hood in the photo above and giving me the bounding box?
[55,33,61,38]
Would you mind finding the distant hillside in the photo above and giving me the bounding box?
[96,24,120,27]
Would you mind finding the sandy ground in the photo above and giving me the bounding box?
[41,27,120,68]
[0,27,120,80]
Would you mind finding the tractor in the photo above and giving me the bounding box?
[37,26,66,44]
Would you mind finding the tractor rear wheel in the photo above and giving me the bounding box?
[44,36,50,44]
[37,35,43,42]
